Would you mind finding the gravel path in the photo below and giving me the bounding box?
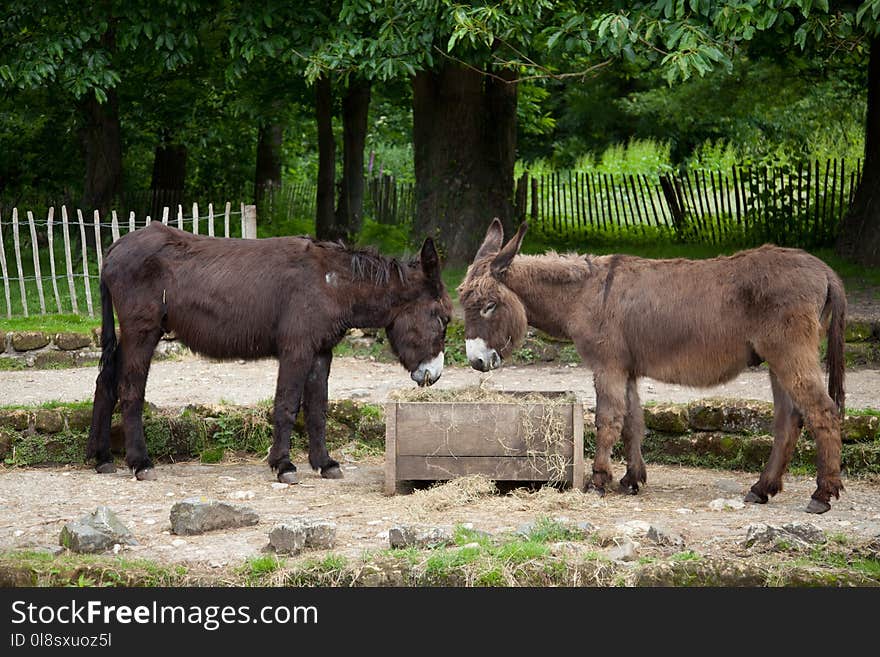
[1,354,879,409]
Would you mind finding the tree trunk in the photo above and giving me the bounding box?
[80,87,123,213]
[335,78,371,240]
[412,64,517,266]
[836,36,880,266]
[315,75,337,240]
[255,121,283,204]
[149,140,187,219]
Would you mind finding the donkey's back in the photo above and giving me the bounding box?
[588,245,845,389]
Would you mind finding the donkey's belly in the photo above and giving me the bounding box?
[641,346,753,388]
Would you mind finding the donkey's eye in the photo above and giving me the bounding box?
[480,302,496,318]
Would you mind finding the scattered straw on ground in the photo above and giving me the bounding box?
[404,475,499,517]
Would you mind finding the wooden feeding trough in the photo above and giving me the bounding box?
[384,390,585,495]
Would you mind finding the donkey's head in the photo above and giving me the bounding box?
[457,218,528,372]
[386,238,453,386]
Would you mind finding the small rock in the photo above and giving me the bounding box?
[459,542,482,550]
[615,520,651,535]
[676,508,694,515]
[13,530,23,537]
[228,490,256,500]
[270,482,289,490]
[303,520,336,549]
[11,331,50,351]
[171,538,187,547]
[647,525,685,548]
[388,525,454,549]
[268,523,306,554]
[709,498,745,511]
[349,389,370,399]
[54,332,92,350]
[605,540,638,562]
[743,523,826,550]
[59,507,138,554]
[169,498,259,535]
[781,522,827,545]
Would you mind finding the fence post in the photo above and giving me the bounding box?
[27,210,47,314]
[46,207,62,313]
[11,208,28,317]
[0,210,12,317]
[243,204,257,239]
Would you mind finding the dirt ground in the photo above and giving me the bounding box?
[1,355,879,573]
[2,353,880,409]
[1,457,879,569]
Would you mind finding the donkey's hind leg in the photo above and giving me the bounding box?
[118,328,162,479]
[764,354,842,514]
[745,371,803,505]
[268,351,311,484]
[86,346,120,473]
[303,349,342,479]
[589,368,628,496]
[619,376,648,494]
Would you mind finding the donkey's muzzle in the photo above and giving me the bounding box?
[469,351,501,372]
[411,351,444,387]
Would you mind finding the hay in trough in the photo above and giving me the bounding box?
[389,385,576,404]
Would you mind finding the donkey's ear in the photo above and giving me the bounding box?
[490,221,528,278]
[420,237,442,293]
[474,217,504,262]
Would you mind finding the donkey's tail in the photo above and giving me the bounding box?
[823,272,846,416]
[86,279,120,463]
[98,279,118,369]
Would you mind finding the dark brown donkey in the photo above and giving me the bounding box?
[459,218,846,514]
[87,222,452,483]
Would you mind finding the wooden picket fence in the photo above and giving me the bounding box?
[516,159,861,247]
[0,202,256,318]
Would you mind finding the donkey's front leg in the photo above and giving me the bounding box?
[619,376,648,494]
[589,368,628,496]
[269,352,311,484]
[303,349,342,479]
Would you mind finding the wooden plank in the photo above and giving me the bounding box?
[625,174,642,233]
[27,210,46,314]
[828,158,838,243]
[129,210,135,233]
[572,401,585,491]
[11,208,28,317]
[92,210,103,275]
[0,209,12,317]
[76,209,94,317]
[61,206,78,314]
[110,210,120,242]
[394,403,574,457]
[243,204,257,239]
[192,202,199,235]
[384,402,398,495]
[46,207,62,313]
[224,202,231,238]
[177,205,184,230]
[395,456,572,482]
[162,206,169,225]
[208,202,215,237]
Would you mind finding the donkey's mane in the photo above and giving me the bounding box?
[299,235,414,285]
[512,251,593,284]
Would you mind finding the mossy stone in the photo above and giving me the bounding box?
[11,331,49,351]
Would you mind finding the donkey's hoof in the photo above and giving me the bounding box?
[806,498,831,514]
[321,465,344,480]
[278,471,300,485]
[744,491,767,505]
[135,468,157,481]
[619,482,639,496]
[95,462,116,474]
[587,484,606,498]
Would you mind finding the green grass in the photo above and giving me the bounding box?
[0,313,99,334]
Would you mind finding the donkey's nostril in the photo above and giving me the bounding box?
[490,351,501,369]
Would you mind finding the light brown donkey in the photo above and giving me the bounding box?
[458,218,847,514]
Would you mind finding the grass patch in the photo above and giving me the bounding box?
[0,314,99,335]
